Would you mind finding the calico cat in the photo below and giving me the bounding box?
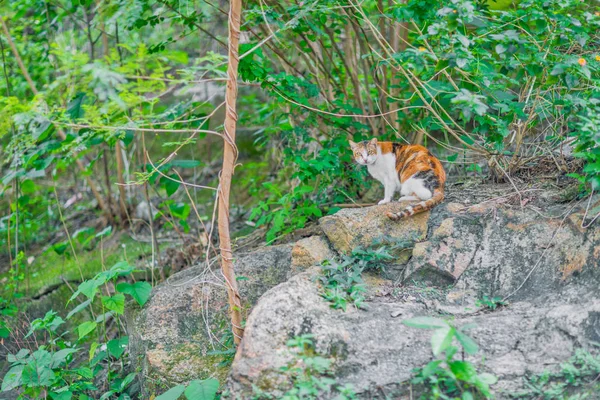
[349,138,446,220]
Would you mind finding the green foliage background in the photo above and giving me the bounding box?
[0,0,599,398]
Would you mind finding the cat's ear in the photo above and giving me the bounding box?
[370,138,378,145]
[349,140,357,149]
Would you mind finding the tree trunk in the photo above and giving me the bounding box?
[218,0,244,344]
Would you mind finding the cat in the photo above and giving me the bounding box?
[349,138,446,220]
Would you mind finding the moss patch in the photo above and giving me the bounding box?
[144,342,233,397]
[3,234,152,298]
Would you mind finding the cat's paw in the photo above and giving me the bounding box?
[378,199,391,205]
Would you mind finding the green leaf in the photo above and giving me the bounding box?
[550,63,567,75]
[20,179,36,194]
[78,279,102,300]
[50,348,79,368]
[74,367,93,379]
[89,342,99,362]
[402,317,447,330]
[102,260,136,280]
[120,372,137,391]
[51,242,69,256]
[455,329,479,355]
[95,226,113,238]
[67,93,86,120]
[50,391,73,400]
[96,312,113,323]
[107,336,129,359]
[478,372,498,385]
[431,326,455,356]
[0,326,10,338]
[1,365,24,391]
[581,65,591,80]
[102,294,125,315]
[78,321,97,340]
[449,360,478,383]
[7,349,30,364]
[459,135,475,146]
[99,390,116,400]
[421,360,442,378]
[66,298,93,320]
[184,379,219,400]
[155,385,186,400]
[294,185,314,195]
[170,160,201,168]
[462,392,474,400]
[164,175,180,197]
[22,363,55,387]
[116,281,152,306]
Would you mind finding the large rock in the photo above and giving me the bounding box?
[227,270,600,398]
[227,195,600,398]
[406,200,600,301]
[319,202,429,263]
[318,198,600,299]
[291,235,335,272]
[126,244,293,397]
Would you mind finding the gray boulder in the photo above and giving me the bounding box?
[126,244,293,397]
[226,197,600,398]
[406,200,600,302]
[227,270,600,398]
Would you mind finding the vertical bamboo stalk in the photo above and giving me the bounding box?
[218,0,244,344]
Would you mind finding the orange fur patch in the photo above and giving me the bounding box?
[379,142,446,219]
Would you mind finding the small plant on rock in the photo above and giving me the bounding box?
[154,379,220,400]
[260,334,356,400]
[510,349,600,399]
[403,317,497,399]
[475,296,508,311]
[319,243,397,311]
[319,258,367,311]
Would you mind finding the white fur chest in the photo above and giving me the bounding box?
[367,152,400,189]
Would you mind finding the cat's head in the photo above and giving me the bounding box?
[349,138,378,165]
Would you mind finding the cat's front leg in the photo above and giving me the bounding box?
[378,181,395,205]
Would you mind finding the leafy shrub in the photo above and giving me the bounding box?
[0,252,25,340]
[403,317,497,399]
[243,0,600,241]
[570,104,600,191]
[1,261,150,399]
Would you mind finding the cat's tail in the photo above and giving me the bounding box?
[386,188,444,221]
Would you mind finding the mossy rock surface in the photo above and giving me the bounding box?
[2,234,152,298]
